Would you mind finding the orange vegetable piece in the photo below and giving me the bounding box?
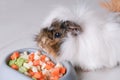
[47,61,55,66]
[60,67,66,74]
[10,51,20,60]
[50,76,59,80]
[37,78,44,80]
[45,61,55,70]
[11,64,18,70]
[50,67,66,79]
[45,64,52,70]
[37,75,45,80]
[40,55,46,62]
[28,53,34,61]
[28,69,34,77]
[33,72,43,79]
[33,60,40,66]
[51,68,60,77]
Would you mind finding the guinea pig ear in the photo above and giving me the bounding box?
[62,20,82,36]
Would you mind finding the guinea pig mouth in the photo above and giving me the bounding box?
[38,43,61,57]
[38,45,47,53]
[39,45,53,55]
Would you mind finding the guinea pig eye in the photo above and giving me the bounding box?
[54,32,62,38]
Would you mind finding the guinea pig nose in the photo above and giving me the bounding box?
[54,32,61,38]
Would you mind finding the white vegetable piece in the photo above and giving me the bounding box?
[31,66,38,72]
[20,51,28,59]
[42,69,49,75]
[23,63,31,69]
[28,61,33,66]
[41,63,46,70]
[39,61,44,65]
[34,54,40,60]
[34,51,41,60]
[24,72,29,76]
[37,66,41,71]
[45,57,50,61]
[24,51,28,55]
[55,63,63,68]
[35,51,41,55]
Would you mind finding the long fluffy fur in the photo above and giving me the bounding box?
[41,0,120,70]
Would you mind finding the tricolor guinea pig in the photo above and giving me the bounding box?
[35,0,120,71]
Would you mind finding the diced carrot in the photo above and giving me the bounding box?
[37,75,45,80]
[28,69,35,77]
[10,51,20,60]
[33,72,43,79]
[60,67,66,74]
[40,55,46,62]
[37,78,44,80]
[45,61,55,70]
[33,60,40,66]
[11,64,18,70]
[47,61,55,66]
[51,68,60,77]
[50,76,59,80]
[45,64,52,70]
[28,53,34,61]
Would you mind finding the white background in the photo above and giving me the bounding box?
[0,0,120,80]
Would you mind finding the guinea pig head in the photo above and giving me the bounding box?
[35,20,67,57]
[35,20,82,57]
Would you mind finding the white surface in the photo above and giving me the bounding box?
[0,0,120,80]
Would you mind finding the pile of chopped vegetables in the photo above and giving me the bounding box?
[8,50,66,80]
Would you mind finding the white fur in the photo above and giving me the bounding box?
[41,1,120,70]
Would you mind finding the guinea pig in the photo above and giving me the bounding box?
[35,1,120,71]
